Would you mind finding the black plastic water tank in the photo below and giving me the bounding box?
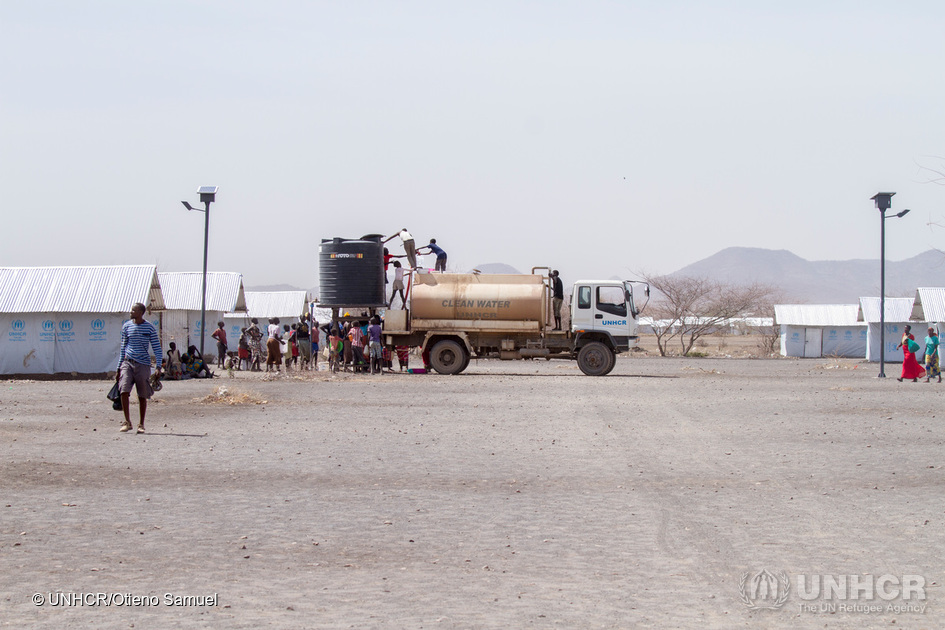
[319,237,385,307]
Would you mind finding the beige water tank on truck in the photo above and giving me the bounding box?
[410,273,547,323]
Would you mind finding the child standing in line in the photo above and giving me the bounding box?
[329,327,343,373]
[390,261,407,309]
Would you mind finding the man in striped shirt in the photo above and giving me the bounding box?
[116,302,163,434]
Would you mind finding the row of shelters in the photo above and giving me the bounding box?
[0,266,309,375]
[776,290,945,361]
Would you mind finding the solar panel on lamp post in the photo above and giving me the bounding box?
[181,186,218,359]
[870,192,910,378]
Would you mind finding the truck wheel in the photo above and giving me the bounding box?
[577,342,615,376]
[430,340,468,375]
[601,353,617,375]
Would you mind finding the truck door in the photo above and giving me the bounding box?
[594,285,633,343]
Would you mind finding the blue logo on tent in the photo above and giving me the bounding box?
[59,320,73,332]
[43,320,54,331]
[12,320,25,331]
[91,319,105,331]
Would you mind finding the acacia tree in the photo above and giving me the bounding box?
[643,274,775,356]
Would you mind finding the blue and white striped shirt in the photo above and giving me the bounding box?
[118,319,163,369]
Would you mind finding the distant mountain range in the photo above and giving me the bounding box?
[468,263,522,275]
[250,250,943,305]
[671,247,945,303]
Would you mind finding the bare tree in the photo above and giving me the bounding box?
[752,289,788,357]
[643,274,776,356]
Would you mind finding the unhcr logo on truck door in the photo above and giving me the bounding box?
[89,318,108,342]
[9,319,27,341]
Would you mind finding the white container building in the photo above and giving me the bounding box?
[774,304,865,358]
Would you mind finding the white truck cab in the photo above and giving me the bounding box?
[568,280,647,375]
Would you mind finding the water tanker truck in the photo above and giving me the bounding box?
[318,237,647,376]
[385,269,647,376]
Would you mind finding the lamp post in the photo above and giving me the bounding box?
[871,192,910,378]
[182,186,218,358]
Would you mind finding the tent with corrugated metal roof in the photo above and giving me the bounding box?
[774,304,865,358]
[910,288,945,332]
[157,272,246,359]
[224,291,309,350]
[0,266,163,375]
[858,296,919,362]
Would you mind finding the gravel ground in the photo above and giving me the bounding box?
[1,355,943,629]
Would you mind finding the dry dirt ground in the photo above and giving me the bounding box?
[2,353,944,629]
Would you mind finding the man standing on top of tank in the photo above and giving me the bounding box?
[551,270,564,330]
[383,228,417,269]
[116,302,163,434]
[418,238,448,272]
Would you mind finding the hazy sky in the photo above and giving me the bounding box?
[3,1,944,291]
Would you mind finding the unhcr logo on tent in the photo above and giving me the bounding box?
[40,320,56,342]
[9,319,27,341]
[90,318,107,341]
[57,319,76,341]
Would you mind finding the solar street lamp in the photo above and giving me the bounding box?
[871,192,910,378]
[181,186,219,357]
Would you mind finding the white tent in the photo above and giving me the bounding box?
[0,266,164,375]
[158,272,247,358]
[911,288,945,333]
[858,297,920,363]
[224,291,309,338]
[774,304,865,358]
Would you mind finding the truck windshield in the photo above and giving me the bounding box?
[625,286,637,318]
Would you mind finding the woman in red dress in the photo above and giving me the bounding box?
[897,325,925,382]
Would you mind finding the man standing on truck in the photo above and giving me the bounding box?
[383,228,417,269]
[418,238,448,272]
[551,270,564,330]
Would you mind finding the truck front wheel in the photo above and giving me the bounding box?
[577,342,615,376]
[429,340,468,375]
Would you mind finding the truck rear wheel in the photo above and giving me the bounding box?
[429,340,468,375]
[577,342,615,376]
